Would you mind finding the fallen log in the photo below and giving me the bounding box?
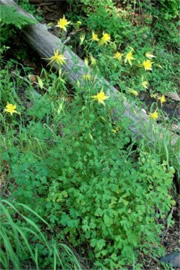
[0,0,179,150]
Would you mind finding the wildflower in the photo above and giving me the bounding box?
[57,98,65,115]
[155,63,163,69]
[91,90,109,105]
[145,52,156,59]
[142,81,148,89]
[143,59,152,71]
[90,55,96,66]
[83,73,91,80]
[112,129,117,133]
[46,50,66,65]
[4,103,17,115]
[91,31,99,41]
[80,34,85,45]
[128,88,138,96]
[84,58,89,66]
[159,95,166,104]
[56,15,70,31]
[114,52,123,61]
[37,76,43,89]
[124,51,135,66]
[149,110,158,120]
[99,32,111,45]
[151,93,158,99]
[77,21,82,25]
[74,20,82,30]
[112,126,121,133]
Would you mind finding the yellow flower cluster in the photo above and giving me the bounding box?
[83,73,91,80]
[112,49,156,71]
[112,49,136,66]
[147,95,166,120]
[41,21,165,123]
[91,31,111,45]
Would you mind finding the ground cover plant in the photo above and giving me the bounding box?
[0,199,81,270]
[0,0,179,269]
[0,4,35,46]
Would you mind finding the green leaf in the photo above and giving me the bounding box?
[104,214,113,227]
[0,5,35,29]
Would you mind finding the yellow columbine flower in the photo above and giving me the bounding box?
[57,98,65,115]
[90,55,96,66]
[145,52,156,59]
[83,73,91,80]
[155,63,163,69]
[84,58,89,66]
[124,51,135,66]
[128,88,138,96]
[74,20,82,30]
[143,60,152,71]
[159,95,166,104]
[47,50,66,65]
[37,76,43,89]
[114,52,123,61]
[91,31,99,41]
[76,21,82,26]
[151,93,158,99]
[91,90,109,105]
[142,81,148,89]
[4,103,17,115]
[149,110,158,120]
[99,32,111,45]
[80,34,85,45]
[56,15,70,31]
[112,126,121,133]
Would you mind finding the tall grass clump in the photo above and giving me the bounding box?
[0,199,82,270]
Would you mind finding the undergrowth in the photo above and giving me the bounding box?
[0,0,179,269]
[0,5,35,46]
[0,199,82,270]
[0,62,177,269]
